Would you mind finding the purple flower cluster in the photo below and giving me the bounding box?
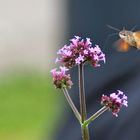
[101,90,128,117]
[51,66,73,89]
[56,36,105,68]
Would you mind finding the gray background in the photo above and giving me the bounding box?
[55,0,140,139]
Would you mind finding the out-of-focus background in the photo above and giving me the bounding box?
[55,0,140,140]
[2,0,140,140]
[0,0,67,140]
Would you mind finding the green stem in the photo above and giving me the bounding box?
[62,87,81,122]
[81,125,90,140]
[78,63,89,140]
[84,106,108,126]
[79,63,87,123]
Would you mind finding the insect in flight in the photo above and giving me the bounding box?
[107,25,140,52]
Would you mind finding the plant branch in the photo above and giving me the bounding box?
[84,106,108,126]
[78,63,89,140]
[79,63,87,123]
[62,87,81,122]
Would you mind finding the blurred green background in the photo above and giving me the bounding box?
[0,0,68,139]
[0,72,63,140]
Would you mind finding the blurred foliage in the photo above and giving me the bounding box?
[0,72,63,140]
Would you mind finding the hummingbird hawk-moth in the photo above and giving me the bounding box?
[107,25,140,52]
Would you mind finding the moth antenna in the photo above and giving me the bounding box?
[131,25,140,31]
[106,24,120,32]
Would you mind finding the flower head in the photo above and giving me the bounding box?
[56,36,105,68]
[51,66,73,89]
[101,90,128,117]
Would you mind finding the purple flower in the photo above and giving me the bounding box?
[56,36,105,68]
[85,38,92,46]
[51,66,73,89]
[75,54,84,64]
[101,90,128,117]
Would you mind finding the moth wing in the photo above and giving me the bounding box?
[114,39,130,52]
[133,31,140,49]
